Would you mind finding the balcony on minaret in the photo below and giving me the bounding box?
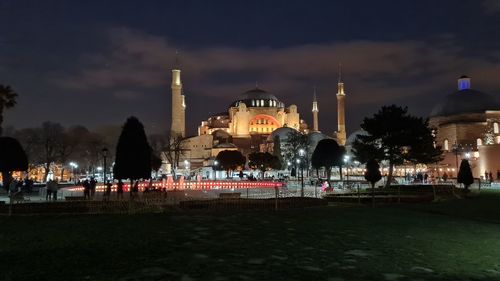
[172,69,182,86]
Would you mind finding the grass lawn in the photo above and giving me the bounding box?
[2,191,500,281]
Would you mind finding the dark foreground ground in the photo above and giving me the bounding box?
[2,191,500,281]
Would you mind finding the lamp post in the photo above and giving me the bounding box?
[184,160,190,179]
[69,162,78,185]
[102,147,108,184]
[213,160,219,180]
[344,155,350,184]
[298,148,305,197]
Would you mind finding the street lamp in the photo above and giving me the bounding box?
[344,155,350,183]
[102,147,108,184]
[69,162,78,185]
[184,160,190,178]
[213,160,219,180]
[298,149,305,197]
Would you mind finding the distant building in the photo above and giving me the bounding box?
[430,75,500,178]
[165,63,349,174]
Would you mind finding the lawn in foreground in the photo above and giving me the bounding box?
[2,192,500,281]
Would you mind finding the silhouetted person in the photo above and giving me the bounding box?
[89,177,97,199]
[131,181,139,199]
[104,181,112,201]
[45,181,52,201]
[83,179,90,200]
[116,180,124,199]
[51,179,59,201]
[489,171,494,183]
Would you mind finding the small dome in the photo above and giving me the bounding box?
[430,89,500,117]
[307,131,329,144]
[214,143,237,149]
[231,87,283,108]
[267,127,296,142]
[346,129,369,146]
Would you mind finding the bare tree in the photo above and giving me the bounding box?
[161,134,185,177]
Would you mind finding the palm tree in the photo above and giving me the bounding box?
[0,85,18,136]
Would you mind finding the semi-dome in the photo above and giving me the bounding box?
[430,76,500,117]
[231,87,284,108]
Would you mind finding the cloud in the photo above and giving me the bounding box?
[482,0,500,13]
[55,27,500,106]
[51,26,500,136]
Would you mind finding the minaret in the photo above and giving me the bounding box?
[170,54,186,137]
[312,87,319,132]
[336,64,346,146]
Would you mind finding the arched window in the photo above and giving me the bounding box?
[261,100,264,107]
[444,139,449,151]
[494,122,499,134]
[477,138,483,146]
[252,100,255,107]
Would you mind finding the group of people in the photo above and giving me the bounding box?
[45,179,59,201]
[80,177,97,200]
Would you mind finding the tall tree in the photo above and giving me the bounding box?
[0,137,28,189]
[39,122,65,182]
[0,85,18,136]
[311,139,344,186]
[215,150,246,178]
[352,105,438,188]
[283,130,309,174]
[457,159,474,191]
[113,117,152,187]
[364,159,382,207]
[248,152,280,178]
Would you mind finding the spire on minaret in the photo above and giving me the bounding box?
[174,50,180,70]
[312,86,318,112]
[337,63,345,96]
[312,86,319,132]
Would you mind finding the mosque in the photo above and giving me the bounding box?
[167,64,347,170]
[429,75,500,179]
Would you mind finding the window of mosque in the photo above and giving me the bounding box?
[494,122,499,134]
[261,99,264,106]
[477,138,482,146]
[444,139,449,151]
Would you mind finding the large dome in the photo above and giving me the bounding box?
[231,87,284,108]
[430,89,500,117]
[430,77,500,117]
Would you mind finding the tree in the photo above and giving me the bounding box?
[113,117,152,192]
[0,137,28,190]
[0,85,18,136]
[215,150,246,178]
[311,139,344,186]
[457,159,474,191]
[272,136,284,169]
[364,159,382,207]
[283,130,309,176]
[352,105,438,188]
[39,122,65,182]
[248,152,280,178]
[161,134,185,177]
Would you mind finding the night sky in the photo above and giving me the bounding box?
[1,0,500,136]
